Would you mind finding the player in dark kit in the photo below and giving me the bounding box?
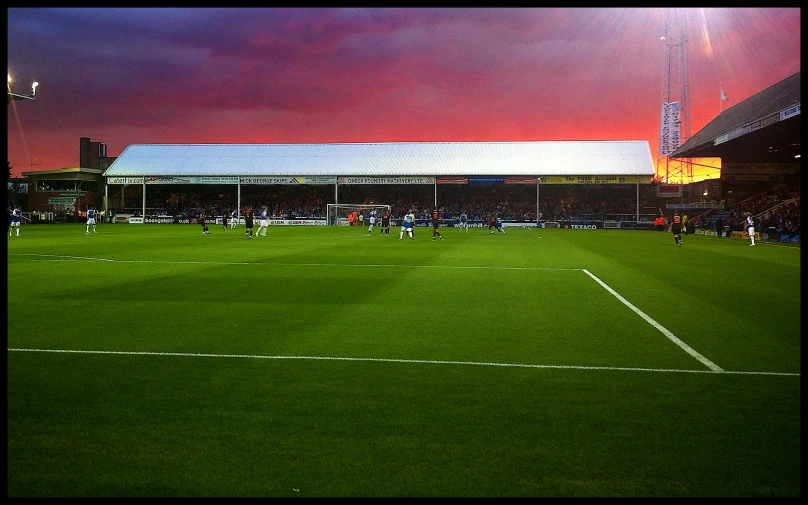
[381,210,390,236]
[244,209,254,239]
[671,211,682,246]
[431,209,444,241]
[199,211,210,234]
[222,209,228,231]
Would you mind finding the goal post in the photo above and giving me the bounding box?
[326,204,391,226]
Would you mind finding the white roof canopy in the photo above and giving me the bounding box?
[104,141,655,178]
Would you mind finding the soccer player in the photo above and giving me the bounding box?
[10,205,22,237]
[368,209,376,233]
[671,211,682,245]
[459,211,469,233]
[222,209,229,231]
[408,209,416,238]
[199,211,210,234]
[489,214,497,234]
[7,204,13,237]
[231,209,238,229]
[399,210,414,240]
[431,209,444,241]
[244,209,254,239]
[86,206,98,234]
[745,212,756,246]
[381,210,390,236]
[495,215,505,234]
[256,206,269,237]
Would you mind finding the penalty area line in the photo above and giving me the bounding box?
[582,269,724,372]
[6,348,798,376]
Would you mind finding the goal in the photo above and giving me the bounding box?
[543,221,560,229]
[603,220,621,229]
[326,204,391,226]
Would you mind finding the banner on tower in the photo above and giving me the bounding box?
[659,101,682,156]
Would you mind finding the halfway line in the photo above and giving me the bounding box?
[7,348,797,376]
[8,348,800,377]
[582,269,724,372]
[8,254,581,271]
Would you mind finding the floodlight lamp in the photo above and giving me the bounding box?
[703,191,708,196]
[32,81,38,95]
[7,74,11,84]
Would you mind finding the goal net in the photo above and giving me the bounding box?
[603,220,621,229]
[326,204,391,226]
[543,221,560,229]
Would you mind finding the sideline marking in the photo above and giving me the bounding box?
[8,254,581,271]
[6,348,798,376]
[582,269,724,372]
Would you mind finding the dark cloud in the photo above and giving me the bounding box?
[6,7,801,177]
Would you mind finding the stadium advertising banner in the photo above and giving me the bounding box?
[657,184,682,197]
[143,217,327,225]
[337,177,435,184]
[721,163,798,175]
[780,103,800,121]
[665,202,723,210]
[268,219,327,225]
[436,177,469,184]
[107,177,144,184]
[722,174,784,182]
[504,177,538,184]
[47,197,76,205]
[538,175,650,185]
[145,176,239,184]
[240,176,337,185]
[468,177,504,185]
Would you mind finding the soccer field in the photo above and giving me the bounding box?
[6,224,801,497]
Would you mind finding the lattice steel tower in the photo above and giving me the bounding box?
[657,9,693,185]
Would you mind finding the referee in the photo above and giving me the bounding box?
[671,211,682,246]
[244,209,254,240]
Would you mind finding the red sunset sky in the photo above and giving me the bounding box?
[6,8,801,181]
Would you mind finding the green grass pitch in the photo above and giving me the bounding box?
[6,223,801,497]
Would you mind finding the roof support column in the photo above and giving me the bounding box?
[142,181,146,220]
[237,178,241,225]
[536,179,540,226]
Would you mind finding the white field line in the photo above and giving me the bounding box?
[760,242,801,249]
[7,254,581,271]
[6,348,798,376]
[9,255,784,375]
[582,269,724,372]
